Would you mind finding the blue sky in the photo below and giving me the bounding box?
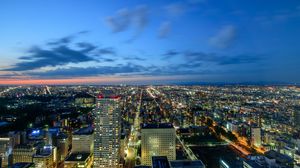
[0,0,300,84]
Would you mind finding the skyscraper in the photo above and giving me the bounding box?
[94,94,121,168]
[141,123,176,166]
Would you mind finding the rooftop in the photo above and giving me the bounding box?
[65,152,91,162]
[152,156,170,168]
[170,160,206,168]
[73,126,94,135]
[142,123,174,129]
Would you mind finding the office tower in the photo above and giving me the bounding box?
[251,127,262,147]
[141,123,176,166]
[94,94,121,168]
[12,144,36,164]
[72,127,94,153]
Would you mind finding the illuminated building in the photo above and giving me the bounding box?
[33,145,57,168]
[12,144,36,164]
[141,123,176,166]
[74,93,95,107]
[251,127,262,147]
[0,137,13,168]
[56,133,69,163]
[64,153,93,168]
[94,94,121,168]
[72,127,94,153]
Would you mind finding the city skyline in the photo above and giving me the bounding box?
[1,0,300,85]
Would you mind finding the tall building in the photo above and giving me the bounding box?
[94,94,121,168]
[141,123,176,166]
[251,127,262,147]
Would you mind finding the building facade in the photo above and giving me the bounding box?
[141,123,176,166]
[93,94,121,168]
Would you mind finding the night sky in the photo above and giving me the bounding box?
[1,0,300,84]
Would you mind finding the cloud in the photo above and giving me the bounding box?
[105,5,149,41]
[209,25,237,49]
[4,45,98,71]
[165,3,186,16]
[77,42,97,53]
[183,51,261,65]
[123,56,146,61]
[162,50,180,59]
[97,47,116,56]
[27,63,147,78]
[106,9,132,33]
[1,31,121,72]
[47,31,89,46]
[158,21,171,38]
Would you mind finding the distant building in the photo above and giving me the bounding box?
[251,127,261,147]
[264,150,294,168]
[244,151,294,168]
[12,144,36,164]
[64,152,93,168]
[141,123,176,166]
[74,93,95,107]
[94,94,121,168]
[72,127,94,154]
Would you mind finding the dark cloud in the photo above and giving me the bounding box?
[47,31,90,46]
[123,56,146,61]
[105,5,149,41]
[4,45,98,71]
[27,64,147,78]
[183,51,261,65]
[97,47,116,56]
[106,9,131,33]
[162,50,180,59]
[158,21,171,38]
[77,42,97,53]
[209,25,237,49]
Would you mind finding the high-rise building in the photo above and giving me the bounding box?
[251,127,262,147]
[12,144,36,164]
[94,94,121,168]
[141,123,176,166]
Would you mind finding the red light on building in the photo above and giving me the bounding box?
[97,94,104,99]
